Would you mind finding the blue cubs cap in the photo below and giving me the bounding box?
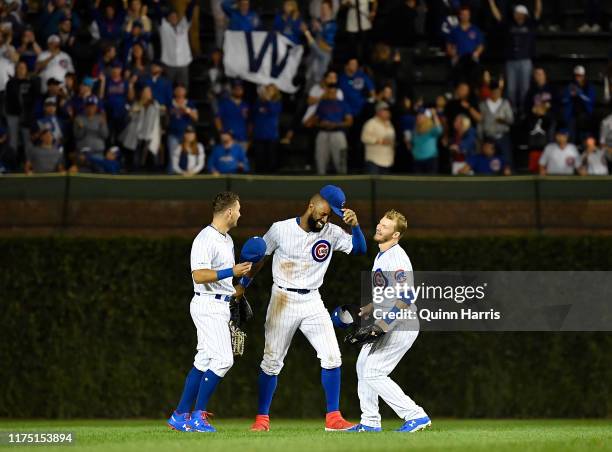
[557,128,569,135]
[240,236,266,263]
[331,306,355,329]
[319,185,346,217]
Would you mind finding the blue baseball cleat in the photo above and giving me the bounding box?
[346,423,383,432]
[396,416,432,432]
[167,411,192,431]
[188,410,217,432]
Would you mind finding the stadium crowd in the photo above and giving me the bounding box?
[0,0,611,176]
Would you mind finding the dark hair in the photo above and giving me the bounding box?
[212,191,240,214]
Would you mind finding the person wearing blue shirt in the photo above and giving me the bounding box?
[167,85,199,172]
[561,65,596,143]
[338,58,375,118]
[252,84,283,173]
[222,0,261,32]
[460,138,511,175]
[313,83,353,175]
[446,6,484,86]
[273,0,304,44]
[303,0,337,90]
[98,61,134,140]
[143,61,173,109]
[208,130,250,174]
[215,80,250,150]
[90,0,125,44]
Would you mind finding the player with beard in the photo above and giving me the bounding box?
[346,209,431,432]
[240,185,367,431]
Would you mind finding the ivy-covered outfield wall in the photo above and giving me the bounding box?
[0,236,610,418]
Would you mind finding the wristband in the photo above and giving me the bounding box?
[239,276,252,288]
[384,305,402,325]
[216,268,234,281]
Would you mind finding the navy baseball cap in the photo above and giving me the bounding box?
[557,128,569,135]
[240,236,266,263]
[319,185,346,217]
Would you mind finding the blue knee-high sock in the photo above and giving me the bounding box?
[257,369,278,415]
[321,367,341,413]
[176,366,204,414]
[194,369,222,411]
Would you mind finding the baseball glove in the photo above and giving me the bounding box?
[229,295,254,328]
[344,324,386,346]
[229,321,247,356]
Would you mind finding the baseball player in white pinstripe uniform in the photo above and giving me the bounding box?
[167,191,252,433]
[347,209,431,433]
[245,185,367,432]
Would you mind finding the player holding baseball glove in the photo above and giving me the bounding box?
[342,210,431,433]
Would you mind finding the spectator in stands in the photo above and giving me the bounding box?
[121,21,151,64]
[0,40,14,115]
[67,77,98,118]
[171,125,205,175]
[398,96,416,161]
[361,101,395,174]
[57,13,76,52]
[34,78,68,119]
[0,25,19,64]
[578,0,602,33]
[5,60,39,169]
[370,43,401,94]
[90,0,125,45]
[599,109,612,152]
[124,0,153,35]
[579,136,608,175]
[447,113,477,174]
[539,129,580,175]
[17,27,42,73]
[125,41,150,82]
[524,67,556,114]
[309,0,340,20]
[120,85,162,170]
[252,84,282,173]
[159,0,197,89]
[443,82,481,133]
[82,145,122,174]
[223,0,261,32]
[32,97,63,145]
[24,124,64,174]
[40,0,80,42]
[167,84,198,168]
[459,137,511,175]
[487,0,541,113]
[215,80,249,150]
[303,70,343,127]
[274,0,303,44]
[313,82,353,174]
[479,80,514,167]
[206,48,228,114]
[341,0,377,43]
[92,44,118,79]
[98,61,134,141]
[143,60,173,109]
[412,107,442,174]
[302,0,337,91]
[446,6,484,85]
[525,98,555,173]
[36,34,74,93]
[73,95,108,158]
[562,65,596,143]
[208,130,250,174]
[339,58,375,121]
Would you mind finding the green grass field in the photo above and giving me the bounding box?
[1,419,611,452]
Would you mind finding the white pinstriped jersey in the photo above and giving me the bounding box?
[263,217,353,290]
[190,225,235,295]
[372,243,414,308]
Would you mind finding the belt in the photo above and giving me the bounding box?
[277,286,311,295]
[194,292,232,302]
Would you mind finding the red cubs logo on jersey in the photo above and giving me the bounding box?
[395,269,408,283]
[373,268,388,288]
[566,157,576,167]
[311,240,331,262]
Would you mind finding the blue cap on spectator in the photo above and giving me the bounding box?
[59,12,70,22]
[111,60,123,69]
[240,236,267,263]
[85,95,98,106]
[320,185,346,217]
[82,77,95,87]
[231,79,243,87]
[557,128,569,135]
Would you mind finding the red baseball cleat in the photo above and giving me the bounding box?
[325,411,355,431]
[250,414,270,431]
